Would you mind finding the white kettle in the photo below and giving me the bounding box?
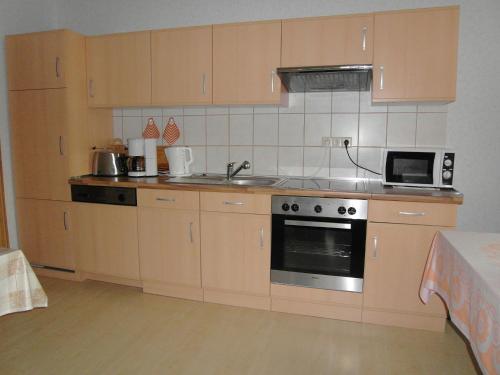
[165,146,194,176]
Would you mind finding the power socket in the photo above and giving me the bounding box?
[321,136,333,147]
[322,137,352,148]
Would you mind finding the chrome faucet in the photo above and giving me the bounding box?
[226,161,251,180]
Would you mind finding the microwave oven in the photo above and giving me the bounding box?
[382,148,455,188]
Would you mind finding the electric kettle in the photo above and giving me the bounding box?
[165,147,194,176]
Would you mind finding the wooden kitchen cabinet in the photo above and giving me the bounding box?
[213,20,283,105]
[72,203,140,282]
[372,6,459,102]
[201,211,271,310]
[16,198,75,270]
[86,31,151,107]
[152,26,212,106]
[281,14,373,67]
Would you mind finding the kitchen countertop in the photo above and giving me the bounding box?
[69,175,464,204]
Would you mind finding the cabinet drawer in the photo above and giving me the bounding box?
[369,200,456,226]
[138,189,199,210]
[200,192,270,214]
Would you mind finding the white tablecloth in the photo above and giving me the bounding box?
[0,248,48,317]
[420,231,500,375]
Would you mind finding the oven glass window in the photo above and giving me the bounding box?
[386,152,434,184]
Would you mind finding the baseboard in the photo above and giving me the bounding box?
[203,288,270,311]
[80,272,142,288]
[34,268,83,281]
[362,308,446,332]
[142,280,203,301]
[271,297,362,322]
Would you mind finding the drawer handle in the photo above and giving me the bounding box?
[372,235,378,258]
[379,66,384,90]
[55,57,61,78]
[223,201,244,206]
[88,79,95,98]
[156,197,176,202]
[361,27,367,51]
[59,136,64,156]
[189,222,193,243]
[63,211,69,231]
[399,211,426,217]
[271,70,276,93]
[202,73,206,95]
[259,227,264,249]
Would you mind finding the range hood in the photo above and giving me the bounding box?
[277,65,372,92]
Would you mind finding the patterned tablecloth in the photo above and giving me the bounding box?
[0,248,48,317]
[420,231,500,375]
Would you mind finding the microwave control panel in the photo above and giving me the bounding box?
[441,152,455,186]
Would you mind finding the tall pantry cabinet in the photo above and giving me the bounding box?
[6,29,111,272]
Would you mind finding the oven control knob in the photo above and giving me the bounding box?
[314,205,322,213]
[338,206,346,215]
[348,207,357,215]
[442,170,452,180]
[444,159,453,167]
[281,203,290,211]
[291,204,299,212]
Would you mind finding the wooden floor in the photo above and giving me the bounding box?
[0,277,478,375]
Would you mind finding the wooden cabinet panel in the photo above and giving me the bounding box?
[369,201,457,226]
[372,6,459,102]
[200,192,270,214]
[213,21,282,105]
[152,26,212,105]
[363,223,446,316]
[282,14,373,67]
[201,212,270,296]
[138,189,199,210]
[138,207,201,287]
[16,199,75,270]
[73,203,140,280]
[86,31,151,107]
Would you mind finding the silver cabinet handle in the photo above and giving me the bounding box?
[271,70,276,93]
[379,66,384,90]
[63,211,69,231]
[202,73,206,95]
[372,235,378,258]
[189,222,193,243]
[223,201,244,206]
[399,211,426,217]
[59,136,64,156]
[88,79,94,98]
[284,220,351,230]
[55,57,61,78]
[259,227,264,249]
[156,197,176,202]
[361,27,367,51]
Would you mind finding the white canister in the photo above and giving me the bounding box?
[165,147,194,176]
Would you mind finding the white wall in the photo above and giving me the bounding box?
[3,0,500,236]
[0,0,57,247]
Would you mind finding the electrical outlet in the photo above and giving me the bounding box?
[332,137,352,148]
[321,136,333,147]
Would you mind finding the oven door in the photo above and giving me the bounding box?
[384,150,437,186]
[271,215,366,292]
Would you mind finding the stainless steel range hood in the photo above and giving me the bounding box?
[277,65,372,92]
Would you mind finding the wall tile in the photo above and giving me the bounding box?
[122,108,142,117]
[304,114,331,146]
[122,117,143,142]
[254,114,278,145]
[253,146,278,175]
[305,92,332,113]
[278,147,303,176]
[112,108,123,117]
[416,113,447,147]
[206,106,229,115]
[184,106,206,116]
[357,147,384,178]
[206,146,228,174]
[417,104,448,113]
[387,113,416,147]
[332,114,359,146]
[229,146,253,175]
[304,147,330,178]
[279,92,304,114]
[206,115,229,145]
[359,113,387,147]
[183,116,205,145]
[331,147,358,178]
[332,91,359,113]
[360,91,387,113]
[279,113,304,146]
[112,117,123,139]
[142,108,162,117]
[163,107,183,117]
[190,146,206,174]
[254,105,279,114]
[229,105,253,114]
[229,114,253,145]
[388,104,417,113]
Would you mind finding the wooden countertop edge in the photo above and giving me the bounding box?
[69,178,463,204]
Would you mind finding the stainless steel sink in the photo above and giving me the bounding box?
[167,174,283,187]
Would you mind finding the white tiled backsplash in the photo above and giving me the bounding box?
[112,90,448,178]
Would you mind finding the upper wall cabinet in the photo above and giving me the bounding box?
[372,6,459,102]
[6,29,85,90]
[86,31,152,107]
[152,26,212,106]
[213,21,282,105]
[281,14,373,67]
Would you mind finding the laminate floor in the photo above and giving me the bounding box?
[0,277,478,375]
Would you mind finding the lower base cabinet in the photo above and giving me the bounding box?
[16,198,75,270]
[72,202,140,282]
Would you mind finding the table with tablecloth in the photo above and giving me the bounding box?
[0,248,47,317]
[420,231,500,375]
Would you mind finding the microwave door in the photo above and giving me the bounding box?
[385,151,435,186]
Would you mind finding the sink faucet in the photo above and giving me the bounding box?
[226,161,251,180]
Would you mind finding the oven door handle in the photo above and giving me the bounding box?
[284,220,351,230]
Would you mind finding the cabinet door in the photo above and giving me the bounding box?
[372,7,459,102]
[363,223,446,316]
[6,30,67,90]
[16,199,75,270]
[73,203,140,280]
[152,26,212,105]
[201,212,270,295]
[213,21,282,105]
[282,14,373,67]
[139,207,201,287]
[86,32,151,107]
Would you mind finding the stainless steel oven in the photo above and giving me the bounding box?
[271,196,367,293]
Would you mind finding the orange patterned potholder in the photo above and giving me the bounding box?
[143,117,160,139]
[163,117,180,145]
